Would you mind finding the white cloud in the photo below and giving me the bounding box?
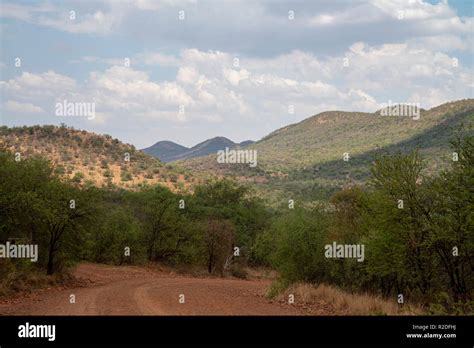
[310,14,335,26]
[3,43,471,121]
[370,0,454,20]
[73,56,127,65]
[133,0,197,11]
[1,0,471,60]
[138,52,181,66]
[72,52,180,68]
[1,41,472,146]
[222,68,250,87]
[5,100,44,114]
[407,34,471,52]
[307,4,384,27]
[0,3,56,21]
[177,66,200,84]
[1,71,77,99]
[1,0,471,148]
[38,10,122,35]
[86,65,195,124]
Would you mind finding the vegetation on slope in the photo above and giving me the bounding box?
[182,99,474,204]
[253,99,474,172]
[0,124,194,191]
[255,130,474,314]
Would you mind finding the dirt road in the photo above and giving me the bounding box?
[0,263,304,315]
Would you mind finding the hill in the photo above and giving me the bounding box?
[141,141,189,162]
[181,99,474,203]
[142,137,254,162]
[252,99,473,172]
[0,124,195,191]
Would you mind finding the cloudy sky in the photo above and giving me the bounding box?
[0,0,472,148]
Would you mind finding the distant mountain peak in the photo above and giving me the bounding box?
[142,137,255,162]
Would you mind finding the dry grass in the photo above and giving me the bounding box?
[279,283,421,315]
[0,268,79,299]
[0,125,197,192]
[245,267,278,281]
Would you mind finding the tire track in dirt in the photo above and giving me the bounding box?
[0,264,304,316]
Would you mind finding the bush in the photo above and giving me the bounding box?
[260,208,330,283]
[72,171,84,183]
[121,170,132,181]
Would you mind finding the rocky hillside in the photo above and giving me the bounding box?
[0,125,195,191]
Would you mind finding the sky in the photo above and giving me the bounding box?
[0,0,473,148]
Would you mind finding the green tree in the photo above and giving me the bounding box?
[130,186,193,262]
[427,133,474,302]
[191,179,269,264]
[364,151,436,299]
[260,207,330,283]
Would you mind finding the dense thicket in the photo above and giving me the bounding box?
[0,151,267,282]
[255,133,473,314]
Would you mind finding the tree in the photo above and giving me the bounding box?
[205,219,235,275]
[191,179,269,265]
[41,181,95,274]
[130,186,192,262]
[0,150,95,275]
[329,186,366,242]
[427,133,474,302]
[259,207,330,283]
[90,206,144,265]
[0,152,53,246]
[364,151,436,299]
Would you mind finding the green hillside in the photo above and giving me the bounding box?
[253,99,473,171]
[182,99,474,203]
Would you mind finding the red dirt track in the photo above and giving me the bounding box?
[0,263,305,315]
